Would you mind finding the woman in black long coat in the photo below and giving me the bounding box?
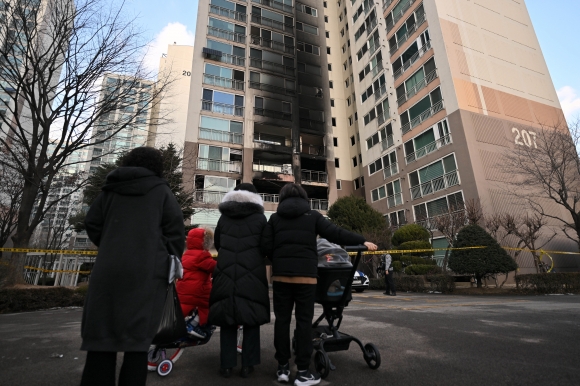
[208,183,270,378]
[80,147,185,386]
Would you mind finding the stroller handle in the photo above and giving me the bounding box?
[344,245,368,252]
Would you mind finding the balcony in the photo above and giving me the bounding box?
[310,199,329,211]
[260,193,280,204]
[209,5,247,22]
[253,163,291,173]
[371,61,384,79]
[203,73,245,91]
[383,0,395,13]
[207,26,246,44]
[253,133,292,153]
[386,0,417,32]
[387,192,403,208]
[250,35,294,54]
[249,80,295,96]
[366,18,378,37]
[299,118,325,131]
[203,48,245,67]
[301,170,328,184]
[381,134,394,151]
[393,40,432,80]
[202,100,244,116]
[252,0,293,13]
[389,12,426,56]
[197,158,242,173]
[254,107,292,121]
[301,143,326,157]
[406,133,452,164]
[373,83,387,102]
[383,162,398,179]
[194,190,227,204]
[199,127,243,144]
[377,112,390,126]
[250,57,295,76]
[401,99,444,135]
[416,209,465,230]
[369,37,381,56]
[397,69,438,106]
[251,14,293,33]
[410,170,460,200]
[364,4,374,15]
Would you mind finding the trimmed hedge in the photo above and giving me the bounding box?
[426,275,456,293]
[370,275,454,293]
[404,264,442,276]
[391,224,429,246]
[516,273,580,294]
[0,287,86,314]
[398,241,434,257]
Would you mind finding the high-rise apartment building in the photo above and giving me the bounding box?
[174,0,573,267]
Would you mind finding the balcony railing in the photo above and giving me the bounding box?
[203,48,246,66]
[377,112,390,126]
[416,209,466,231]
[383,162,398,179]
[251,14,293,33]
[250,57,295,76]
[253,132,290,147]
[254,107,292,121]
[397,68,438,106]
[374,83,387,101]
[389,12,426,56]
[383,0,395,12]
[387,192,403,208]
[364,4,374,15]
[301,143,326,156]
[249,80,295,95]
[410,170,460,200]
[207,26,246,43]
[197,158,242,173]
[199,127,243,144]
[301,170,328,184]
[299,118,325,131]
[203,73,245,91]
[371,61,384,79]
[401,99,444,134]
[406,133,452,164]
[250,35,294,54]
[209,4,247,22]
[366,18,378,37]
[253,163,291,173]
[260,193,280,204]
[194,190,227,204]
[202,100,244,116]
[310,199,329,211]
[381,134,394,151]
[386,0,417,32]
[393,40,432,80]
[369,37,380,55]
[252,0,293,13]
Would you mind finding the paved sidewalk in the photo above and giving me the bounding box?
[1,292,580,385]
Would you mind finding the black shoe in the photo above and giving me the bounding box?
[390,293,396,296]
[240,366,254,378]
[383,292,390,295]
[294,369,321,386]
[220,368,232,378]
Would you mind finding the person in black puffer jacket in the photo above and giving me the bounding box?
[261,184,377,385]
[208,183,270,379]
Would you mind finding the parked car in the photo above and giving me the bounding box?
[352,270,369,292]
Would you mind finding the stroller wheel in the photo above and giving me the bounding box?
[157,359,173,377]
[363,343,381,370]
[314,350,330,379]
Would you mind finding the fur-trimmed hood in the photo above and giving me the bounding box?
[186,227,214,251]
[218,190,264,219]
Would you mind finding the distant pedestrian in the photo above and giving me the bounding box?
[383,253,396,296]
[208,183,270,379]
[80,147,185,386]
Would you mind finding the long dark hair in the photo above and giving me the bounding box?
[279,183,308,202]
[121,147,164,177]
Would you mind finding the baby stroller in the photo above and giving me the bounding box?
[298,242,381,379]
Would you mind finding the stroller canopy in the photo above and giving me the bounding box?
[317,238,352,267]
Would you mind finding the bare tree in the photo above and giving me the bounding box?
[0,163,22,254]
[430,205,467,270]
[0,0,173,284]
[504,119,580,250]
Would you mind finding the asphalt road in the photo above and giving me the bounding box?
[1,291,580,386]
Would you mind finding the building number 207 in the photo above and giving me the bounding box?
[512,128,537,149]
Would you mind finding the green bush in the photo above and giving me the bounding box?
[404,264,442,276]
[0,288,85,314]
[398,240,434,257]
[397,275,426,292]
[516,273,580,294]
[369,278,385,290]
[391,261,403,272]
[75,285,89,296]
[392,224,430,246]
[449,224,518,287]
[426,275,456,293]
[327,195,387,233]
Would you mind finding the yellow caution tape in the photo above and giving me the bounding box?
[0,248,98,255]
[23,266,92,274]
[502,247,580,255]
[346,246,487,255]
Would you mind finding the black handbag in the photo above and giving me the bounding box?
[152,282,187,345]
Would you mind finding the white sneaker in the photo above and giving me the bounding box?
[294,370,321,386]
[277,363,290,383]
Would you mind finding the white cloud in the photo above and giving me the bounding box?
[557,86,580,120]
[143,22,195,73]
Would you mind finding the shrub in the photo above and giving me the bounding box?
[426,275,456,293]
[0,287,85,314]
[398,240,434,257]
[448,224,518,287]
[369,278,385,290]
[391,261,403,272]
[405,264,442,276]
[397,275,426,292]
[392,224,430,246]
[327,195,387,233]
[397,255,437,266]
[516,273,580,294]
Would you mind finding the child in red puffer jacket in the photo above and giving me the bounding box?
[176,227,216,339]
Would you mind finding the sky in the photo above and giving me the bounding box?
[128,0,580,120]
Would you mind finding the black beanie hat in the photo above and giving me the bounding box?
[234,183,258,194]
